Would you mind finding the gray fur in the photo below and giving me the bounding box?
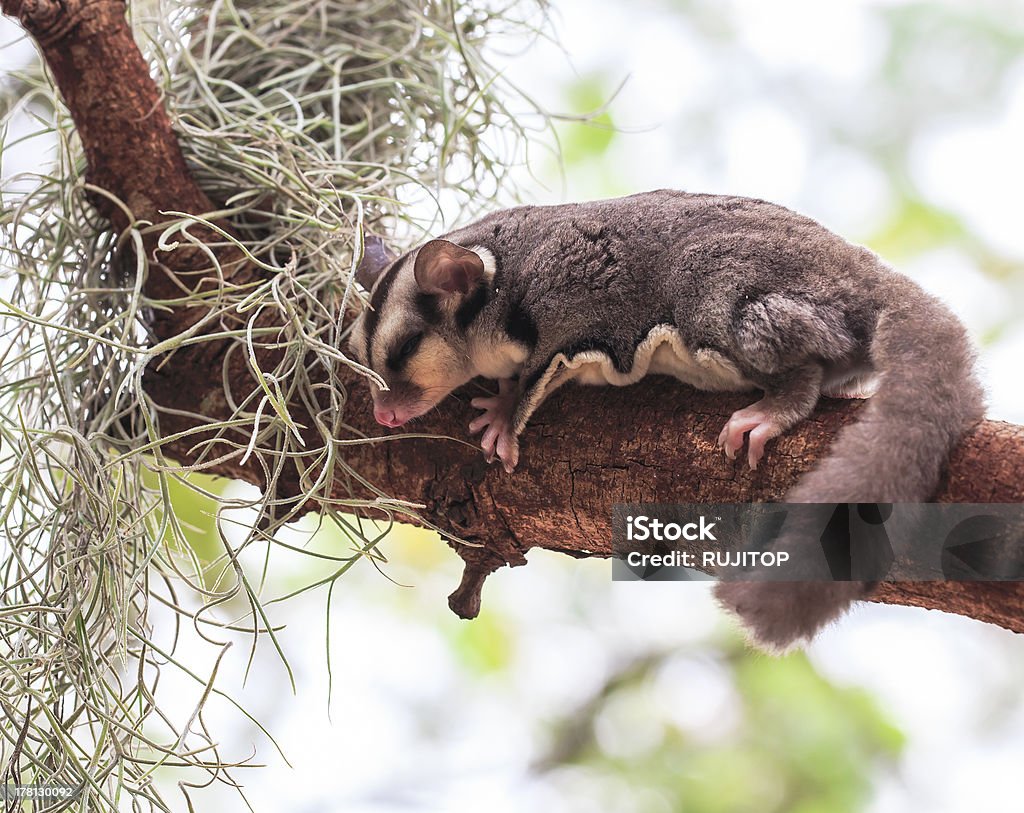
[353,189,985,650]
[444,190,882,397]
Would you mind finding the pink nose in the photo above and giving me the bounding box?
[374,407,404,428]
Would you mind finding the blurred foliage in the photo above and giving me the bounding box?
[549,74,626,197]
[451,609,516,673]
[530,646,902,812]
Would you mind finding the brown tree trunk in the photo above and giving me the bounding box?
[6,0,1023,635]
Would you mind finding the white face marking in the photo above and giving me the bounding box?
[348,315,368,366]
[370,272,420,373]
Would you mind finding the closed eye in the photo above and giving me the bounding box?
[388,332,423,369]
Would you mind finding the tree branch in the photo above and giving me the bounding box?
[7,0,1023,637]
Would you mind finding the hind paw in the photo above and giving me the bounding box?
[717,406,784,469]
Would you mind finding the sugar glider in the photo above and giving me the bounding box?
[347,189,984,650]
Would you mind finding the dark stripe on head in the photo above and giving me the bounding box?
[363,256,405,360]
[455,284,489,332]
[386,331,422,372]
[414,292,442,326]
[506,302,538,349]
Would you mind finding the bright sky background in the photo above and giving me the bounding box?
[1,1,1023,811]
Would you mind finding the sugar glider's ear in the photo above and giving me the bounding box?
[413,239,484,296]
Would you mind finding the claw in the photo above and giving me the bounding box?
[718,405,782,470]
[470,378,521,472]
[496,431,520,473]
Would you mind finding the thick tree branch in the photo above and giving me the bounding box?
[7,0,1023,637]
[319,381,1024,632]
[2,0,253,317]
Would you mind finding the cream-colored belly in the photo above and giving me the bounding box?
[569,327,753,392]
[513,325,754,434]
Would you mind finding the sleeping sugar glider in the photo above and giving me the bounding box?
[347,189,984,650]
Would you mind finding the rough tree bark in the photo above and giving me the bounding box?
[5,0,1023,635]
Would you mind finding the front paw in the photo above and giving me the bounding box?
[470,389,520,473]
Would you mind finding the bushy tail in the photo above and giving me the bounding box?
[716,281,985,652]
[788,279,984,504]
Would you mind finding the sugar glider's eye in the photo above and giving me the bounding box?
[399,332,423,361]
[386,332,424,370]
